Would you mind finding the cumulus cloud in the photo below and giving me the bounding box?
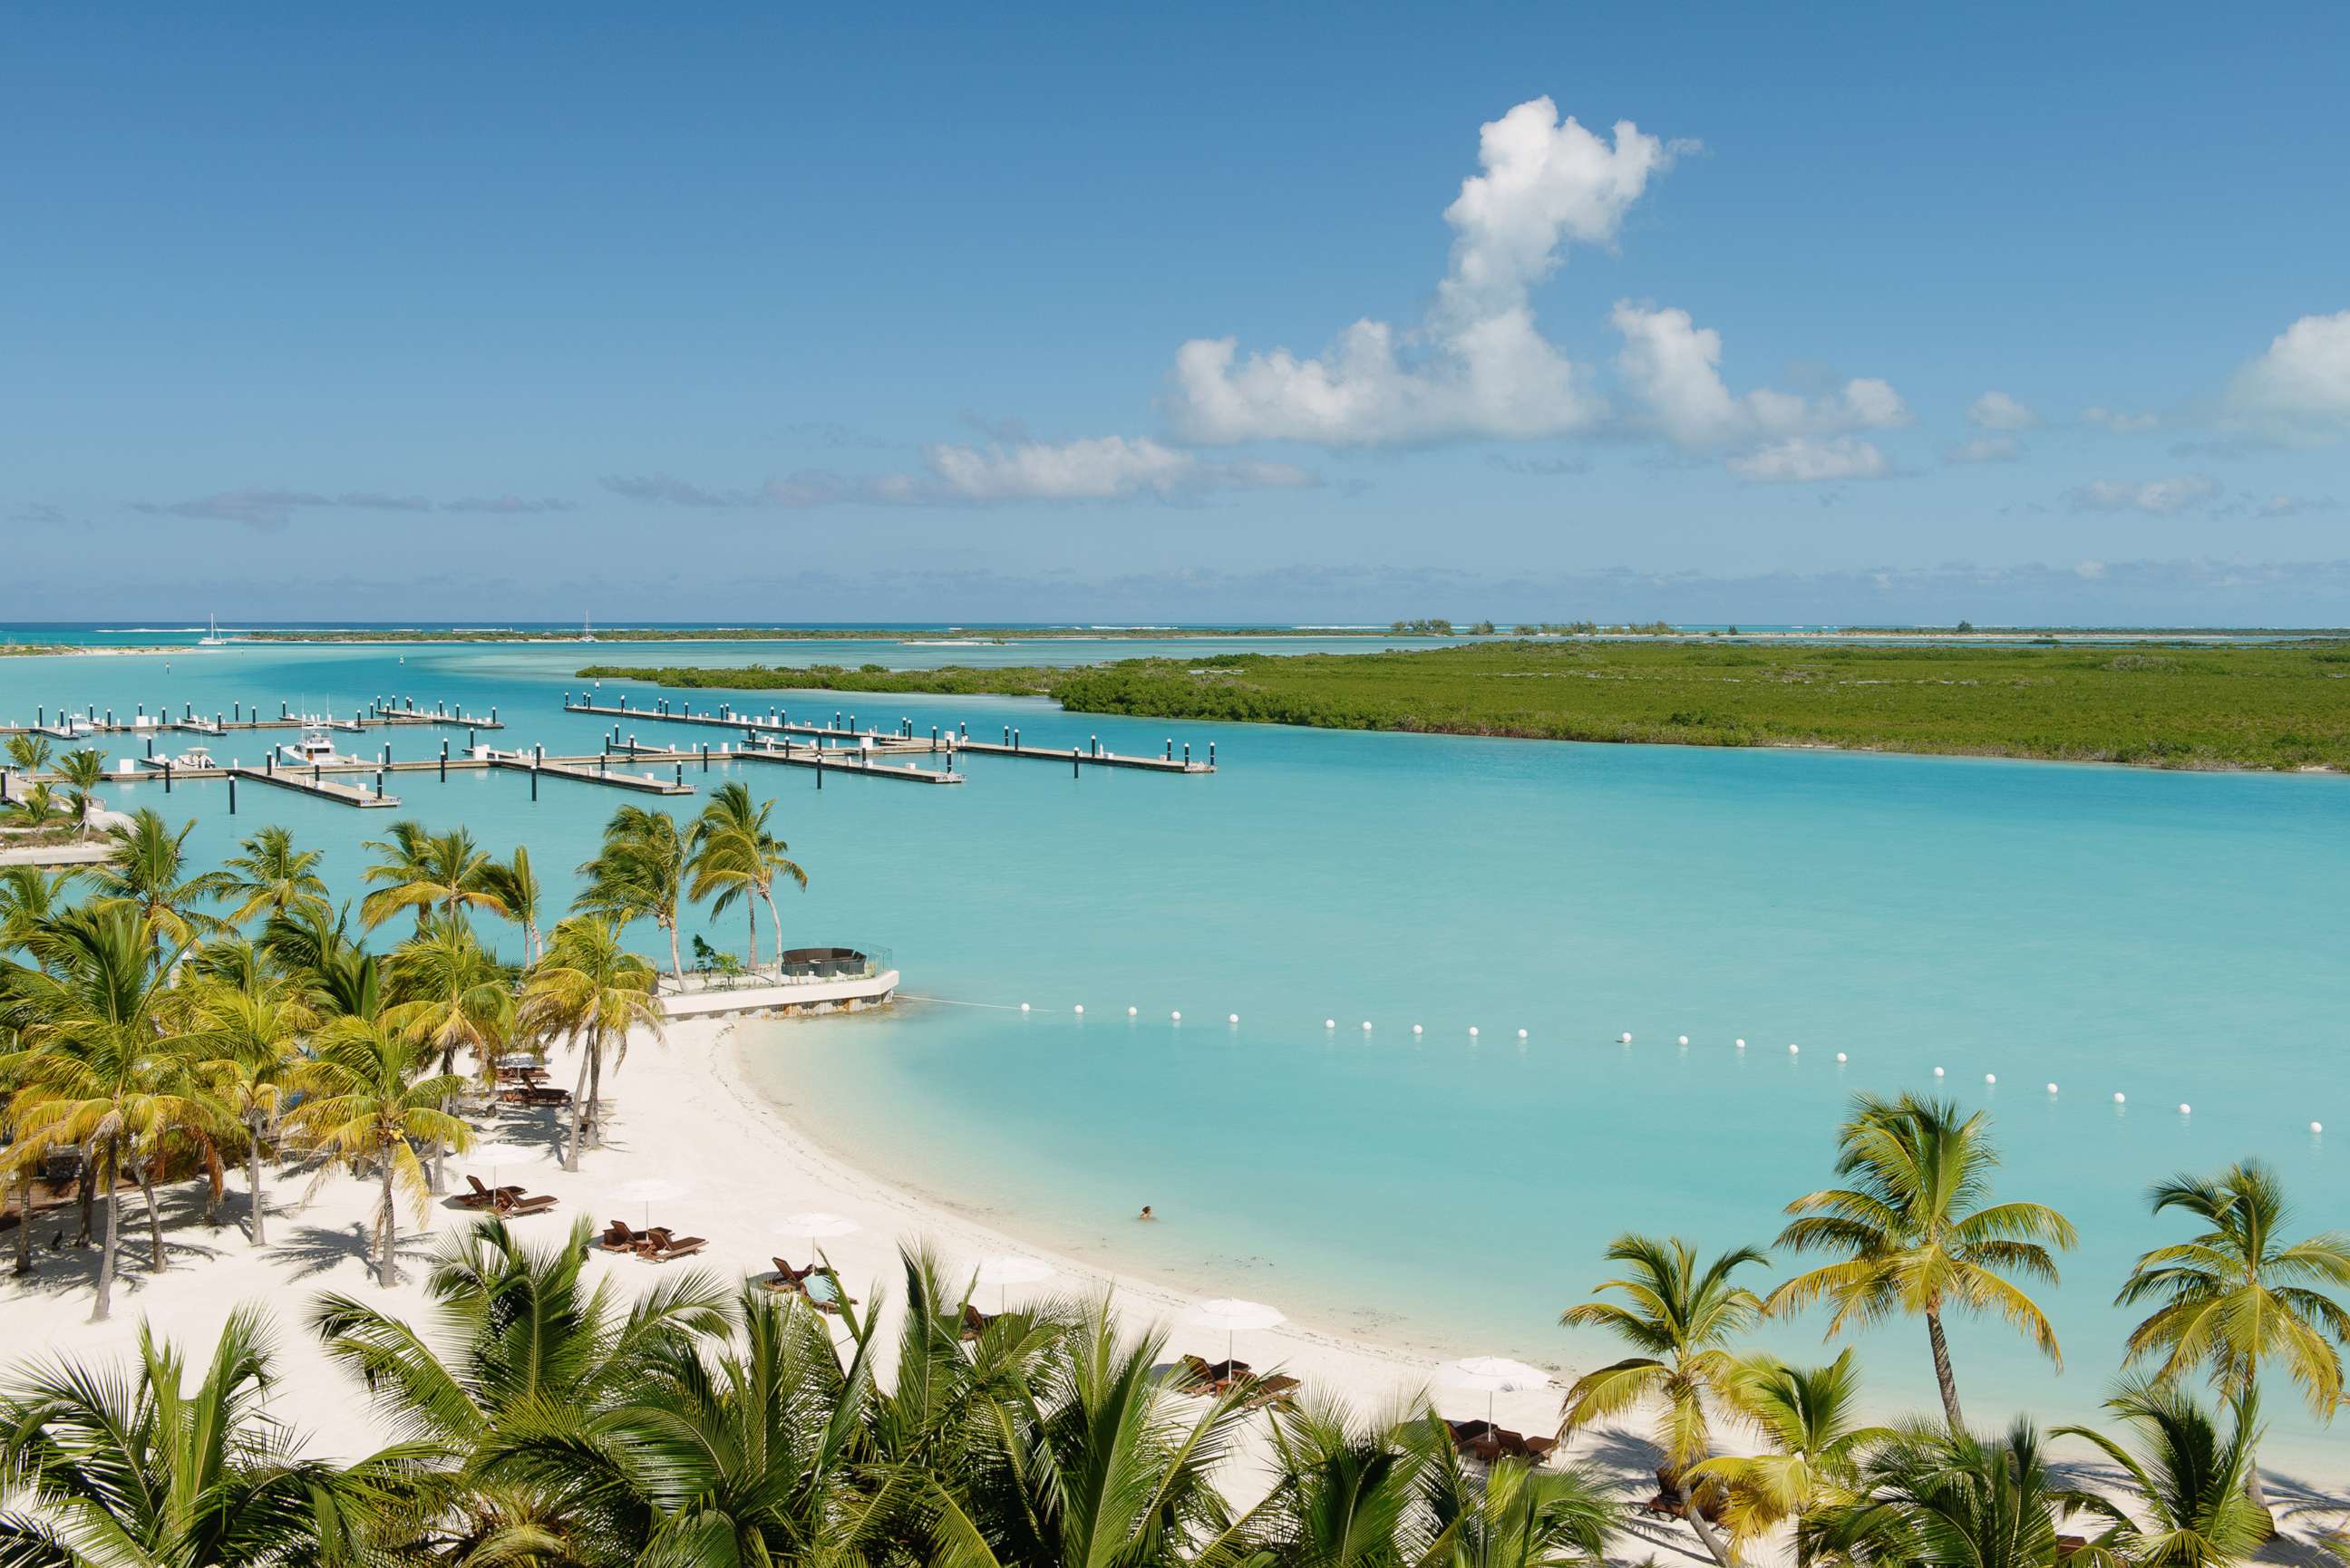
[1944,434,2021,465]
[2063,474,2219,514]
[2081,406,2161,433]
[609,439,1318,511]
[1608,302,1909,454]
[1967,391,2039,431]
[2229,310,2350,436]
[136,488,578,530]
[1166,99,1675,447]
[1727,436,1891,484]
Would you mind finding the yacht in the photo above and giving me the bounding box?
[277,722,345,767]
[197,614,227,647]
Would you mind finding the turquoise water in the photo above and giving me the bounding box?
[3,642,2344,1473]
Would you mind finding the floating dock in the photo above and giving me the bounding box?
[630,738,963,785]
[564,698,1214,773]
[2,699,505,738]
[484,752,693,796]
[228,764,402,808]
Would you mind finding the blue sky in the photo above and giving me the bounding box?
[5,2,2348,624]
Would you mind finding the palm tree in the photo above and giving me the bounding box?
[358,820,507,933]
[576,804,688,982]
[262,900,384,1021]
[1558,1233,1769,1565]
[0,780,68,832]
[89,807,236,949]
[216,824,330,926]
[384,915,515,1192]
[516,915,663,1172]
[475,844,544,964]
[2113,1158,2350,1515]
[189,976,315,1247]
[286,1017,471,1288]
[1766,1093,2077,1432]
[1419,1428,1626,1568]
[686,782,806,973]
[0,1307,432,1568]
[4,731,53,778]
[1806,1419,2068,1568]
[53,748,107,838]
[0,905,209,1319]
[311,1215,732,1564]
[0,865,81,955]
[2054,1381,2267,1568]
[1690,1350,1888,1567]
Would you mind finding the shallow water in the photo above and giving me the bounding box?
[3,640,2343,1472]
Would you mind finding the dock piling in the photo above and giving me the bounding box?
[228,774,236,814]
[439,740,448,781]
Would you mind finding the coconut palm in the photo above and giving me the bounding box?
[384,915,515,1193]
[1558,1233,1769,1565]
[0,905,209,1319]
[358,820,507,933]
[53,748,107,838]
[261,900,384,1021]
[475,844,544,964]
[576,804,688,982]
[1419,1429,1626,1568]
[516,915,663,1172]
[4,732,53,778]
[1805,1419,2067,1568]
[89,807,236,949]
[188,976,316,1248]
[0,1306,432,1568]
[216,824,330,926]
[2054,1381,2267,1568]
[0,865,81,956]
[1767,1093,2077,1432]
[0,781,68,833]
[310,1215,732,1563]
[2112,1158,2350,1514]
[286,1018,471,1288]
[686,782,806,973]
[1690,1350,1889,1567]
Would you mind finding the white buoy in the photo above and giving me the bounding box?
[1678,1035,1689,1046]
[1835,1051,1848,1062]
[1933,1066,1946,1077]
[2046,1083,2059,1095]
[1985,1073,1996,1085]
[1734,1038,1746,1049]
[1468,1026,1480,1037]
[2313,1121,2325,1134]
[2179,1103,2192,1115]
[1788,1043,1800,1055]
[1170,1011,1181,1021]
[1618,1032,1632,1043]
[1228,1013,1239,1024]
[1413,1023,1423,1035]
[1325,1019,1335,1030]
[1361,1021,1373,1031]
[1127,1006,1138,1017]
[1516,1028,1527,1039]
[1073,1004,1084,1014]
[1020,1002,1031,1011]
[2113,1092,2127,1104]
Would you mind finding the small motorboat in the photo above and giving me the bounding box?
[277,722,345,767]
[170,745,217,769]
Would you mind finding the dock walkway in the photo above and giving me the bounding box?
[564,698,1213,773]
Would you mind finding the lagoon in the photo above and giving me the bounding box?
[3,637,2343,1467]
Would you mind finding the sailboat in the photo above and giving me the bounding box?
[198,614,227,647]
[580,615,597,644]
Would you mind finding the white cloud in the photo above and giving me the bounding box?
[2080,407,2160,433]
[1608,302,1908,466]
[1166,99,1675,447]
[1944,434,2021,465]
[2229,310,2350,434]
[903,436,1314,503]
[1967,391,2039,431]
[1727,436,1890,484]
[2063,474,2219,515]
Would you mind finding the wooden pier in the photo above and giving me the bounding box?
[564,698,1214,773]
[1,700,505,739]
[229,765,403,808]
[484,752,693,796]
[628,738,964,786]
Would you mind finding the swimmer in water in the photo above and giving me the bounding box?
[1138,1205,1155,1221]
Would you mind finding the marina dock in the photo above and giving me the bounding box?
[229,764,403,808]
[484,751,694,796]
[564,697,1215,773]
[2,698,505,739]
[619,738,964,785]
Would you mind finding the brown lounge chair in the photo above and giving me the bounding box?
[770,1265,858,1313]
[634,1227,707,1263]
[771,1256,817,1284]
[495,1190,558,1217]
[597,1219,643,1253]
[960,1302,996,1341]
[459,1175,524,1209]
[1446,1419,1556,1466]
[1172,1356,1293,1403]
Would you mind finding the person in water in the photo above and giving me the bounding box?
[1138,1205,1155,1221]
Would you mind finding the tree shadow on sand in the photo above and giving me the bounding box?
[273,1222,436,1285]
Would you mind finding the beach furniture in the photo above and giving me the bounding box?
[771,1256,817,1284]
[1444,1418,1557,1466]
[597,1219,644,1253]
[459,1175,525,1209]
[960,1302,997,1341]
[634,1227,707,1263]
[496,1190,558,1217]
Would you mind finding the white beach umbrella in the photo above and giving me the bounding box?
[618,1176,686,1228]
[466,1140,544,1189]
[782,1210,860,1253]
[973,1253,1055,1311]
[1187,1297,1286,1367]
[1447,1355,1552,1426]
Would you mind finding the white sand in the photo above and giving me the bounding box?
[5,1014,2338,1555]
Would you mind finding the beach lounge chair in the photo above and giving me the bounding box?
[597,1219,643,1253]
[771,1256,817,1284]
[1171,1355,1253,1396]
[636,1228,707,1263]
[496,1190,558,1217]
[960,1302,996,1341]
[460,1174,524,1209]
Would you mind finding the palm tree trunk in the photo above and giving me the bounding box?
[12,1171,33,1278]
[564,1040,591,1172]
[1926,1309,1965,1430]
[76,1170,92,1245]
[247,1112,267,1246]
[745,898,758,971]
[375,1158,397,1288]
[666,916,683,983]
[585,1028,606,1149]
[138,1160,166,1271]
[762,886,783,972]
[1677,1479,1737,1568]
[92,1154,120,1321]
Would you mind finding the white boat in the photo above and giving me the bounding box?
[277,722,345,767]
[580,615,597,644]
[198,614,227,647]
[170,745,217,769]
